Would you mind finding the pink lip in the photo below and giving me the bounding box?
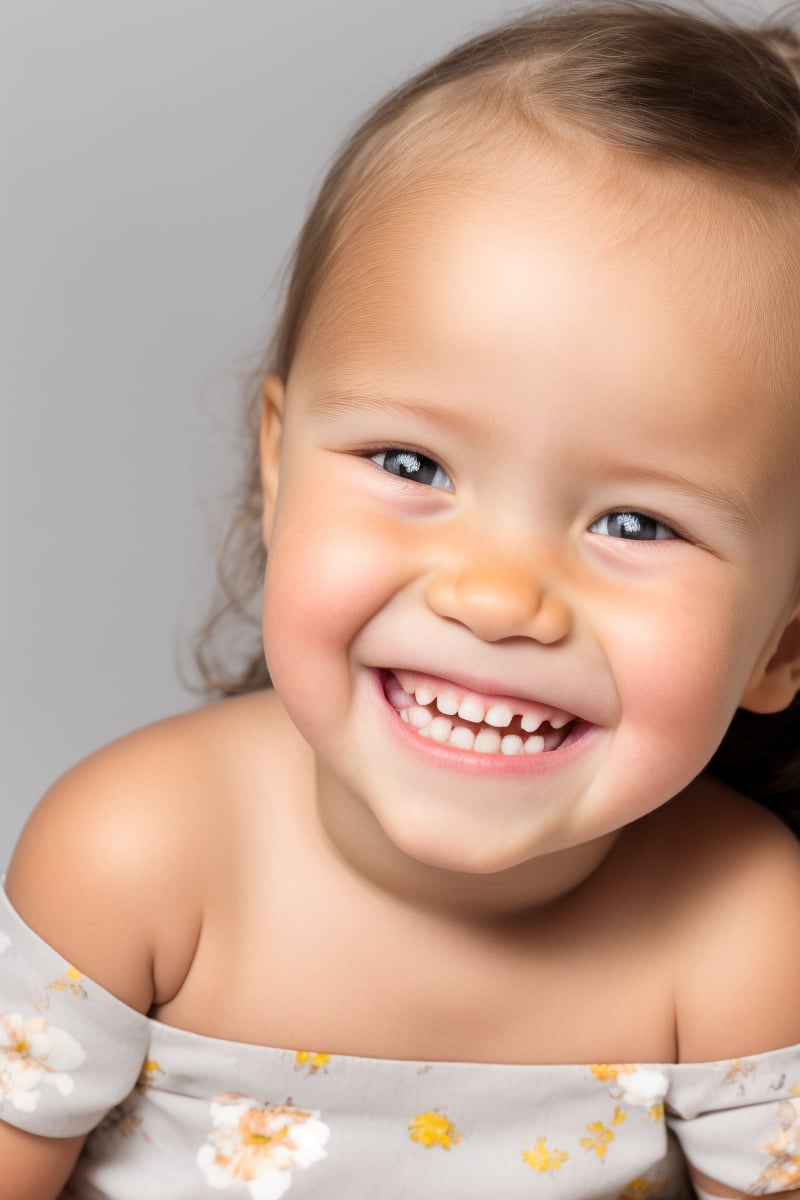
[371,669,596,777]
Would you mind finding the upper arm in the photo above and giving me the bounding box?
[675,796,800,1063]
[0,722,209,1194]
[0,1123,85,1200]
[5,715,208,1013]
[673,795,800,1198]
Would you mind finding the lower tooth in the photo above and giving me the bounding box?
[474,728,501,754]
[407,706,432,729]
[501,734,523,756]
[524,735,545,754]
[429,716,453,743]
[449,726,475,750]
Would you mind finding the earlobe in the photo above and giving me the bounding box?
[259,373,285,549]
[740,609,800,714]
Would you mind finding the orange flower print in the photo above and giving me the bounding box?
[752,1099,800,1191]
[0,1012,85,1113]
[408,1109,462,1149]
[196,1093,329,1198]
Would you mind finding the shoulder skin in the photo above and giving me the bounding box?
[666,775,800,1064]
[3,696,258,1013]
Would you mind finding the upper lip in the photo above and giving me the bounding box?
[378,664,593,725]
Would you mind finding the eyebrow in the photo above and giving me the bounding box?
[592,465,758,534]
[309,388,482,433]
[310,388,758,534]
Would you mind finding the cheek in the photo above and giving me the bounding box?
[261,493,401,717]
[604,584,749,770]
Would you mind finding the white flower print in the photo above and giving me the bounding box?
[197,1093,329,1198]
[609,1066,669,1120]
[0,1012,86,1112]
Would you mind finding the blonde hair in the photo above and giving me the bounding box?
[189,0,800,707]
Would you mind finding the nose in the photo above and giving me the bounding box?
[425,560,572,644]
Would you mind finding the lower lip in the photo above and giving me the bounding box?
[370,669,597,777]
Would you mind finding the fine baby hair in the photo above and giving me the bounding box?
[5,1,800,1198]
[195,0,800,838]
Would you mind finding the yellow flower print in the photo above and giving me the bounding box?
[294,1051,330,1074]
[580,1111,626,1159]
[619,1179,650,1198]
[591,1064,638,1082]
[521,1136,569,1172]
[136,1058,164,1092]
[408,1109,461,1149]
[197,1094,329,1197]
[618,1174,668,1199]
[34,966,88,1011]
[792,1084,800,1098]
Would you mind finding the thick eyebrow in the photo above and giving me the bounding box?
[309,389,757,533]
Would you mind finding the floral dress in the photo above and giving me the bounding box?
[0,885,798,1199]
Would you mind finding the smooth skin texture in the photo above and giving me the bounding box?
[4,150,800,1198]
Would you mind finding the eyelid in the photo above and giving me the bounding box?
[588,509,687,541]
[362,444,455,492]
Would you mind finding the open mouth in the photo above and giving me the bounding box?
[382,668,578,757]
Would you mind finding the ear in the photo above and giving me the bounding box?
[259,373,285,549]
[739,608,800,714]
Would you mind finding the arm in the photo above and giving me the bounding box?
[0,719,206,1196]
[0,1124,85,1200]
[674,791,800,1200]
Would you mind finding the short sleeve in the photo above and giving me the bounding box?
[664,1043,800,1194]
[0,882,150,1137]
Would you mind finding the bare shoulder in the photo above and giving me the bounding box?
[5,688,293,1013]
[659,774,800,1062]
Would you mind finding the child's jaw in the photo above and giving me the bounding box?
[383,667,578,756]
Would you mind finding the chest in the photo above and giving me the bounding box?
[158,847,678,1065]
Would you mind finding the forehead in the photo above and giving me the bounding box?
[291,151,800,484]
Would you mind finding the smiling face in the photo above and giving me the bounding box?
[259,147,800,906]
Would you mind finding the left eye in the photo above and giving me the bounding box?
[370,448,454,492]
[589,511,677,540]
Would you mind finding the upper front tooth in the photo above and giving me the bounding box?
[435,691,459,716]
[521,713,543,733]
[485,703,513,728]
[414,684,436,706]
[458,697,485,723]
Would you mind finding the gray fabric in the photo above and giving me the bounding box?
[1,886,798,1198]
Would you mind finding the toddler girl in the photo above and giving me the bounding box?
[3,1,800,1196]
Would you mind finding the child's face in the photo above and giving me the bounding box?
[260,152,800,882]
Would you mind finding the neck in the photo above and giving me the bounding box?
[314,763,622,924]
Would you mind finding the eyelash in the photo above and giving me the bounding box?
[363,446,687,542]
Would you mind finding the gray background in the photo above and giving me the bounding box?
[1,0,781,868]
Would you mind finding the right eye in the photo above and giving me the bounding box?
[369,448,454,492]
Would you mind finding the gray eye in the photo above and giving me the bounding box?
[371,449,454,492]
[590,511,677,540]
